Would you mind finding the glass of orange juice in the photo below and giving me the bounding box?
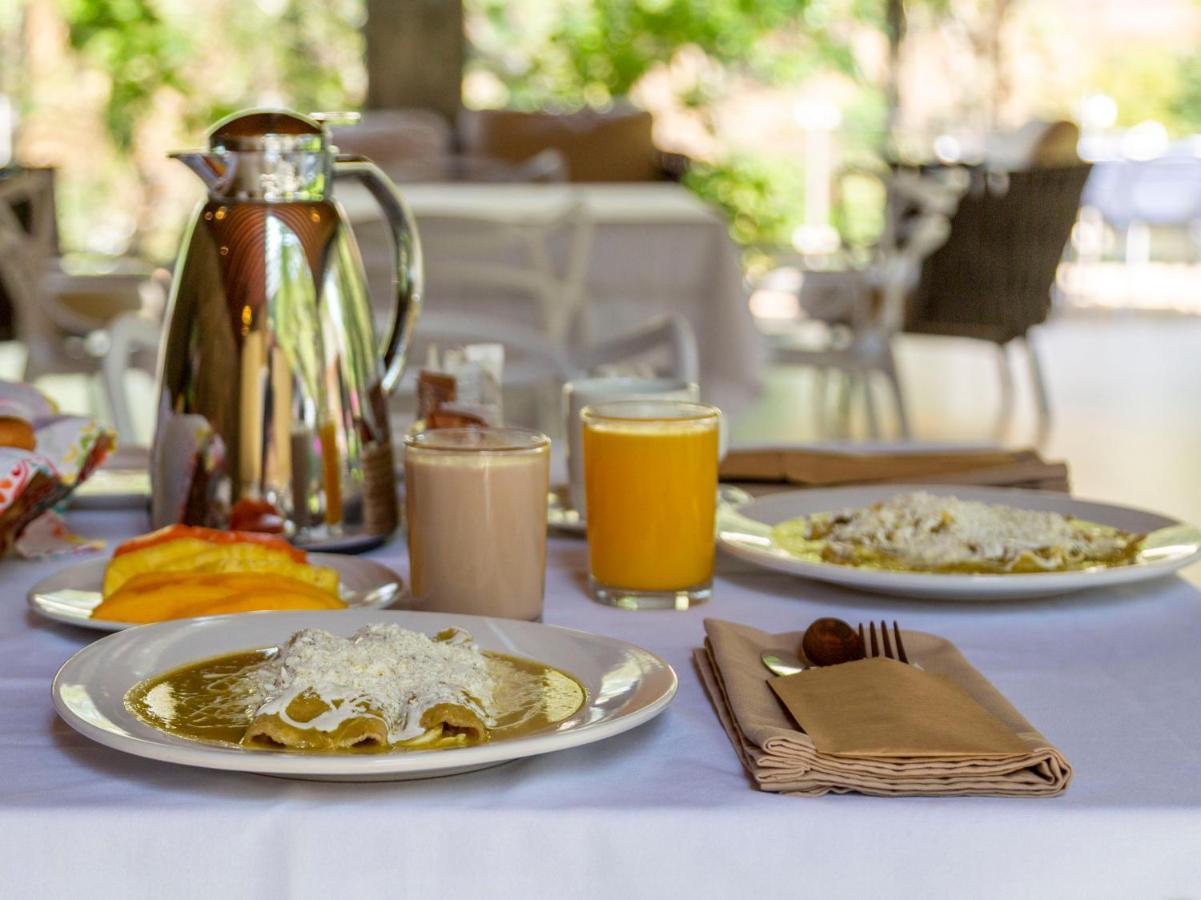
[582,399,721,609]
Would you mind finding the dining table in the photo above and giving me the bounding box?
[5,490,1201,897]
[344,181,765,413]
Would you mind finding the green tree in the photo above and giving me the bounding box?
[61,0,191,149]
[1172,51,1201,133]
[468,0,874,256]
[35,0,365,258]
[62,0,365,151]
[469,0,854,110]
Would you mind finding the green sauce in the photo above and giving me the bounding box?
[127,649,587,753]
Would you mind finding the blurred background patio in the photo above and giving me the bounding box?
[1,0,1200,517]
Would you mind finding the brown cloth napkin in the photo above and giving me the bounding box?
[718,447,1070,493]
[695,619,1072,797]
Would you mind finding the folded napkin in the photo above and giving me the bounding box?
[695,619,1072,797]
[718,447,1069,493]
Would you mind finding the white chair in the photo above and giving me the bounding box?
[760,167,966,439]
[101,312,162,444]
[0,171,165,382]
[0,201,44,353]
[0,192,62,376]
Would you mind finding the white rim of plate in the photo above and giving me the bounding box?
[718,483,1201,594]
[51,609,678,777]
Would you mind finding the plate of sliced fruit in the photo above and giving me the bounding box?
[28,525,404,632]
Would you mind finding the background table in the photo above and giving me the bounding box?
[4,507,1201,897]
[346,182,764,412]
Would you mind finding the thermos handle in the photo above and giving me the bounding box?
[333,155,423,394]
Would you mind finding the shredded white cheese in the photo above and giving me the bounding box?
[793,491,1136,571]
[243,625,495,741]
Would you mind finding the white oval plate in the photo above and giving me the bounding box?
[52,609,677,781]
[718,484,1201,600]
[28,554,405,632]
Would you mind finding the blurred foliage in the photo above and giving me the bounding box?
[42,0,1201,268]
[686,152,885,272]
[832,169,886,251]
[29,0,365,258]
[467,0,880,256]
[684,155,805,250]
[62,0,366,149]
[475,0,855,108]
[61,0,190,149]
[1091,52,1187,131]
[1172,52,1201,133]
[469,0,854,110]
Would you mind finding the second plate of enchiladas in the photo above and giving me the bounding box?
[51,609,677,781]
[718,485,1201,600]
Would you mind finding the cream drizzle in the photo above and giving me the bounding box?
[805,491,1135,570]
[242,625,496,742]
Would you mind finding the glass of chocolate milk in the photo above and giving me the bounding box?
[404,428,550,620]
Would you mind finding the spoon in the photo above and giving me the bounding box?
[760,617,866,677]
[760,649,807,677]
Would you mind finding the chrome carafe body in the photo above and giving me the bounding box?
[152,109,421,550]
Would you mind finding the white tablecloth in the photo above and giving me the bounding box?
[5,508,1201,897]
[346,183,764,413]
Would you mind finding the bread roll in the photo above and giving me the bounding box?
[0,417,35,451]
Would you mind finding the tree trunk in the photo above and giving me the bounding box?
[364,0,463,123]
[884,0,906,152]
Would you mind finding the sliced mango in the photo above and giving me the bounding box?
[104,533,337,597]
[92,572,346,624]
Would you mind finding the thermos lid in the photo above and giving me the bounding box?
[173,109,370,201]
[171,108,348,201]
[209,109,327,154]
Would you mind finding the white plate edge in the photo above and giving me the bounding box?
[27,554,405,632]
[717,483,1201,596]
[50,611,679,776]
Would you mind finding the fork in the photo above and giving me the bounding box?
[857,620,911,665]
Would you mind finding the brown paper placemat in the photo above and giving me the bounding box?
[718,447,1070,493]
[695,619,1072,797]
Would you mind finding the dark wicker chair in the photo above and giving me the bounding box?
[902,163,1092,433]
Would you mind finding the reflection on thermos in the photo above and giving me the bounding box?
[152,108,421,551]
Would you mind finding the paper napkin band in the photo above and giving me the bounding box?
[718,447,1069,492]
[696,618,1072,797]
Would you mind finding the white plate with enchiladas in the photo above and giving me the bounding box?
[51,609,677,781]
[717,485,1201,600]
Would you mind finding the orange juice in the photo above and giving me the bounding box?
[583,401,720,601]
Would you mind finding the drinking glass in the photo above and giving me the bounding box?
[404,428,550,620]
[582,400,721,610]
[563,376,700,517]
